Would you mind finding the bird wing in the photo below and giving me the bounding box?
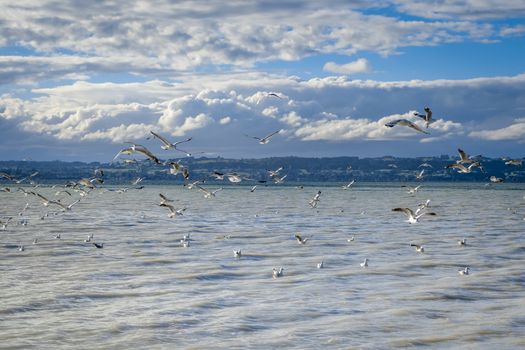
[457,148,469,162]
[295,234,303,242]
[173,137,192,147]
[405,120,429,134]
[261,130,280,141]
[160,203,176,213]
[135,146,161,164]
[150,131,172,147]
[392,207,414,218]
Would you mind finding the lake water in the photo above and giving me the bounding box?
[1,183,525,349]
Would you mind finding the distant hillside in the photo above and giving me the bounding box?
[1,155,524,184]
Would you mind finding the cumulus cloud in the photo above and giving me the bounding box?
[469,118,525,140]
[1,72,525,159]
[0,0,519,85]
[323,58,371,75]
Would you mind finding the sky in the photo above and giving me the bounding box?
[0,0,525,162]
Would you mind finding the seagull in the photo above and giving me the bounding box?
[233,250,242,258]
[84,234,93,243]
[34,193,68,209]
[268,167,283,178]
[456,148,477,164]
[459,267,470,275]
[489,175,504,183]
[295,234,309,244]
[250,185,257,192]
[150,131,193,156]
[211,171,225,180]
[0,217,12,230]
[458,238,467,246]
[18,245,25,252]
[347,236,355,242]
[160,203,186,218]
[181,240,190,248]
[185,180,204,189]
[55,233,61,239]
[122,143,162,164]
[418,163,433,168]
[317,260,324,269]
[415,199,431,215]
[33,238,38,244]
[342,180,355,189]
[132,177,144,186]
[360,258,369,268]
[92,242,104,249]
[226,173,242,183]
[410,244,425,253]
[392,207,436,224]
[309,191,321,208]
[413,107,433,128]
[504,159,522,166]
[272,267,284,278]
[416,169,425,180]
[245,130,280,144]
[446,162,482,174]
[402,185,421,195]
[273,174,287,184]
[385,119,429,134]
[195,184,223,199]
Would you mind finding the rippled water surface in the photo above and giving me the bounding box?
[2,183,525,349]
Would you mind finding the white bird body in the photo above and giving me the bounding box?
[360,258,369,267]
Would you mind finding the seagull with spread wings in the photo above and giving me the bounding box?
[385,119,429,134]
[150,131,193,156]
[392,207,436,224]
[413,107,433,128]
[245,130,280,144]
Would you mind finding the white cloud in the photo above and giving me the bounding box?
[219,116,232,125]
[469,118,525,140]
[323,58,371,75]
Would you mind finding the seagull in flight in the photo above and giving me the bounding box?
[446,162,482,174]
[410,244,425,253]
[413,107,433,128]
[273,174,287,184]
[150,131,193,156]
[245,130,280,144]
[416,169,425,180]
[195,184,223,199]
[309,191,321,208]
[402,185,421,195]
[392,207,436,224]
[342,180,355,189]
[385,119,429,134]
[416,199,431,215]
[456,148,478,164]
[295,234,309,244]
[504,158,522,166]
[418,162,433,168]
[489,176,504,183]
[160,203,186,218]
[268,167,283,178]
[159,193,174,205]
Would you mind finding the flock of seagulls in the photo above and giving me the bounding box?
[1,116,523,281]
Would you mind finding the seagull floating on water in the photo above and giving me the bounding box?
[459,267,470,275]
[272,267,284,278]
[92,242,104,249]
[360,258,369,267]
[317,260,324,269]
[233,250,242,258]
[458,238,467,246]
